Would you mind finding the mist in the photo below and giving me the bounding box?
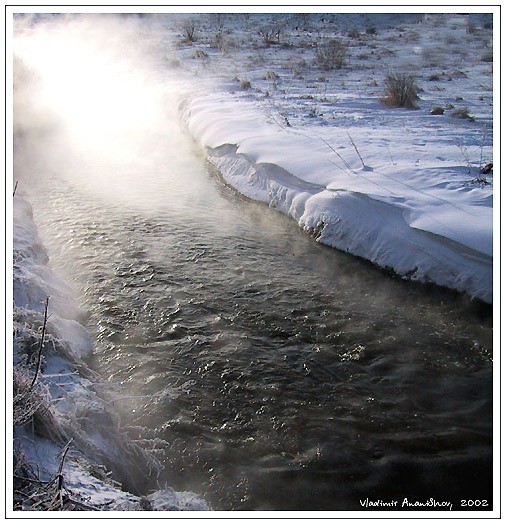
[13,13,206,212]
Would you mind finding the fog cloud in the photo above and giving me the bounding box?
[13,13,204,210]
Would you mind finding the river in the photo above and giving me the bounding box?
[14,112,493,511]
[12,16,493,510]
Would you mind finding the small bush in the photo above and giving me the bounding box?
[450,69,468,79]
[316,38,347,70]
[239,80,252,90]
[193,49,208,60]
[181,21,198,43]
[166,58,180,69]
[365,26,377,35]
[445,34,459,45]
[467,21,477,34]
[209,13,225,34]
[422,46,445,67]
[404,30,421,42]
[431,106,445,115]
[348,27,361,38]
[13,367,46,427]
[381,73,420,109]
[210,34,229,52]
[259,26,282,45]
[481,51,493,62]
[451,107,475,121]
[264,71,280,80]
[293,13,312,31]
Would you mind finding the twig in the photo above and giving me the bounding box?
[347,132,366,168]
[13,180,19,197]
[52,439,73,510]
[387,144,396,166]
[319,137,356,175]
[64,496,100,511]
[456,139,473,174]
[13,474,44,485]
[479,130,488,173]
[57,440,72,476]
[30,296,50,390]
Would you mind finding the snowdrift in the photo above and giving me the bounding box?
[181,94,493,304]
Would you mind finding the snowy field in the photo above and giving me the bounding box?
[168,12,494,303]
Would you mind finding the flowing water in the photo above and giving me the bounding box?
[13,18,493,511]
[16,126,493,511]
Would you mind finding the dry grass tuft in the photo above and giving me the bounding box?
[381,72,420,109]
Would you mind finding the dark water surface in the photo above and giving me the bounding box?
[17,123,493,511]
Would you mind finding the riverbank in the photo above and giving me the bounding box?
[12,193,210,512]
[173,12,493,304]
[10,10,495,514]
[181,91,492,304]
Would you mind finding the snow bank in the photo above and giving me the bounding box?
[12,194,210,512]
[181,94,492,303]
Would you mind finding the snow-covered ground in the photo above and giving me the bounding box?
[168,12,494,303]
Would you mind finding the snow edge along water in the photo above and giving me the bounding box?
[11,194,210,512]
[180,94,493,305]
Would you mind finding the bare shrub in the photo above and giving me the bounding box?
[467,20,478,34]
[381,73,420,109]
[259,26,282,45]
[316,38,347,70]
[210,33,232,52]
[14,440,101,511]
[293,13,312,31]
[13,366,47,427]
[209,13,225,34]
[445,34,459,45]
[193,49,208,60]
[404,30,421,42]
[166,58,180,69]
[421,45,445,67]
[348,27,361,38]
[181,20,198,43]
[209,14,235,53]
[263,71,280,80]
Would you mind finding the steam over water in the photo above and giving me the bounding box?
[13,15,493,511]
